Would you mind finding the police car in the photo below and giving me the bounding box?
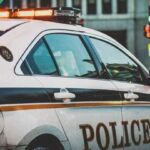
[0,7,150,150]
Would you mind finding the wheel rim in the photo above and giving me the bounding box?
[33,147,50,150]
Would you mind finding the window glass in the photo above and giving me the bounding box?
[21,39,58,75]
[45,34,98,78]
[40,0,51,8]
[57,0,66,7]
[102,0,112,14]
[14,0,21,8]
[73,0,81,10]
[27,0,36,8]
[90,38,143,83]
[87,0,96,15]
[117,0,127,14]
[0,0,9,8]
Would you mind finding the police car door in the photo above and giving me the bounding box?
[90,37,150,150]
[20,31,124,150]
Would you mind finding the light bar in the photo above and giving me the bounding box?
[35,9,53,16]
[0,11,10,18]
[14,9,53,18]
[0,7,82,25]
[15,10,34,17]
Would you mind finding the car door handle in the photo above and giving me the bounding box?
[124,91,139,101]
[54,88,76,103]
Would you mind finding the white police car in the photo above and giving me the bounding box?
[0,8,150,150]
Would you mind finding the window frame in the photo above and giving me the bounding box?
[15,30,101,80]
[88,36,147,84]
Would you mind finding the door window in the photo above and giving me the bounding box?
[90,38,143,83]
[44,34,98,78]
[21,38,58,75]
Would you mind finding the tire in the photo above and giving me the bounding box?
[30,146,50,150]
[28,143,62,150]
[26,135,64,150]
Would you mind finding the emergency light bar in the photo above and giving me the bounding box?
[0,7,83,25]
[15,10,35,17]
[0,10,10,18]
[14,9,53,18]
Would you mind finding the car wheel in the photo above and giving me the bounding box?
[27,142,63,150]
[26,138,64,150]
[31,146,50,150]
[27,144,51,150]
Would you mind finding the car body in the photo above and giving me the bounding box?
[0,19,150,150]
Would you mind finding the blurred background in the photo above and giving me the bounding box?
[0,0,150,69]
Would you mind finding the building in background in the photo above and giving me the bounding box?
[0,0,149,68]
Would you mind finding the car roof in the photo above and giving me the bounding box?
[0,19,111,60]
[0,19,112,39]
[0,19,27,31]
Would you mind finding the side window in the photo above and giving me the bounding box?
[90,38,143,83]
[21,39,58,75]
[44,34,98,78]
